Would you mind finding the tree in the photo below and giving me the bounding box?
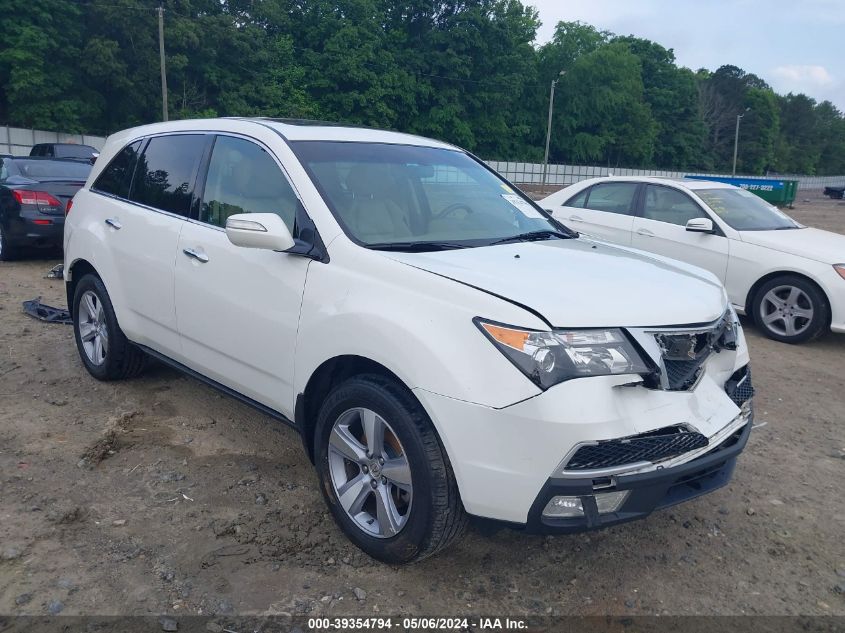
[0,0,89,130]
[553,43,657,166]
[615,36,705,169]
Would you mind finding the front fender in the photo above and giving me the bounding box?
[293,244,546,411]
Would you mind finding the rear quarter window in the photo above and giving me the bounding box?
[92,141,143,198]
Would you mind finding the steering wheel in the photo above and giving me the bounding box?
[433,203,474,219]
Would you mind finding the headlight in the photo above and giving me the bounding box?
[475,319,653,389]
[834,264,845,281]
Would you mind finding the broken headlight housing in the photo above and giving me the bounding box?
[476,319,653,389]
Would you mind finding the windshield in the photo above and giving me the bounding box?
[696,188,801,231]
[5,159,92,181]
[291,141,565,249]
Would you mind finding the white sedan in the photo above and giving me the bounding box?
[541,177,845,343]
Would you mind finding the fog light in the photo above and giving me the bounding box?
[543,491,630,518]
[543,496,584,518]
[594,490,629,514]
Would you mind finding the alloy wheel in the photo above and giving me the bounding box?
[78,290,109,365]
[327,407,412,538]
[759,285,814,338]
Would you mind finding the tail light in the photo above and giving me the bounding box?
[13,190,64,212]
[66,197,74,215]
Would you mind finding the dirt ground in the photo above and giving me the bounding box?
[0,194,844,619]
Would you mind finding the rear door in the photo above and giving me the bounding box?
[174,133,310,416]
[631,183,730,281]
[555,181,639,245]
[93,133,207,356]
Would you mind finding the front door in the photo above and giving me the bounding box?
[174,134,310,417]
[631,183,730,282]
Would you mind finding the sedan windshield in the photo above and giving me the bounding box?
[291,141,568,249]
[696,188,801,231]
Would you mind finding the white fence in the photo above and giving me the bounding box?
[0,125,106,156]
[485,161,845,192]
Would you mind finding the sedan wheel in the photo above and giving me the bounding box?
[758,285,814,338]
[753,275,829,344]
[327,407,412,538]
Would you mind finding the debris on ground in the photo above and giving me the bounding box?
[22,297,72,324]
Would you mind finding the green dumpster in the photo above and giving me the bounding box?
[685,176,799,207]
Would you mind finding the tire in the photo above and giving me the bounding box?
[0,223,19,261]
[314,374,467,564]
[72,274,147,380]
[751,275,829,344]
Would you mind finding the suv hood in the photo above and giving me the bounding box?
[739,227,845,264]
[384,238,726,327]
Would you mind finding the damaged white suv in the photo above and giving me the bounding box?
[64,118,754,563]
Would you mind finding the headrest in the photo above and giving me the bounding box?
[345,163,397,199]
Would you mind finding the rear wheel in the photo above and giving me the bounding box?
[752,275,829,344]
[72,274,147,380]
[314,375,466,564]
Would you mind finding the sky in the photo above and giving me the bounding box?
[529,0,845,111]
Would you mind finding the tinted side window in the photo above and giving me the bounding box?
[563,188,588,208]
[130,134,205,216]
[642,185,705,226]
[200,135,298,233]
[583,182,638,215]
[92,141,142,198]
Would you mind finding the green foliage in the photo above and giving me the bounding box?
[1,1,843,174]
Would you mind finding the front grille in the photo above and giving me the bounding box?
[565,426,709,471]
[654,311,738,391]
[664,358,705,391]
[725,365,754,406]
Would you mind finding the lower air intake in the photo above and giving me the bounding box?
[565,426,709,471]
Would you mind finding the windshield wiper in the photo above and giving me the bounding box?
[368,241,469,252]
[489,230,573,246]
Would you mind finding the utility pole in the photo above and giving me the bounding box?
[542,70,565,188]
[732,107,750,176]
[157,5,169,122]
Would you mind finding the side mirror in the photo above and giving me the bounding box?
[225,213,295,251]
[685,217,714,234]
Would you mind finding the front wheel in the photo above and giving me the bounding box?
[314,375,466,563]
[752,275,829,344]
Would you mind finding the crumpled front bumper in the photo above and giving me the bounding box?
[524,410,752,533]
[414,355,752,525]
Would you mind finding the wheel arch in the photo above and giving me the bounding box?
[296,355,426,464]
[745,270,831,326]
[65,258,101,313]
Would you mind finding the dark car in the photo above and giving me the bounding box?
[0,157,91,260]
[823,184,844,199]
[30,143,99,164]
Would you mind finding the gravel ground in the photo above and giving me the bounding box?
[0,195,843,618]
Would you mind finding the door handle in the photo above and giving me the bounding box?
[105,218,122,230]
[569,215,584,222]
[183,248,209,263]
[636,228,655,237]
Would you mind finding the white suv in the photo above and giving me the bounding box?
[64,118,754,563]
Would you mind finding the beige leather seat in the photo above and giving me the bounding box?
[344,164,412,243]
